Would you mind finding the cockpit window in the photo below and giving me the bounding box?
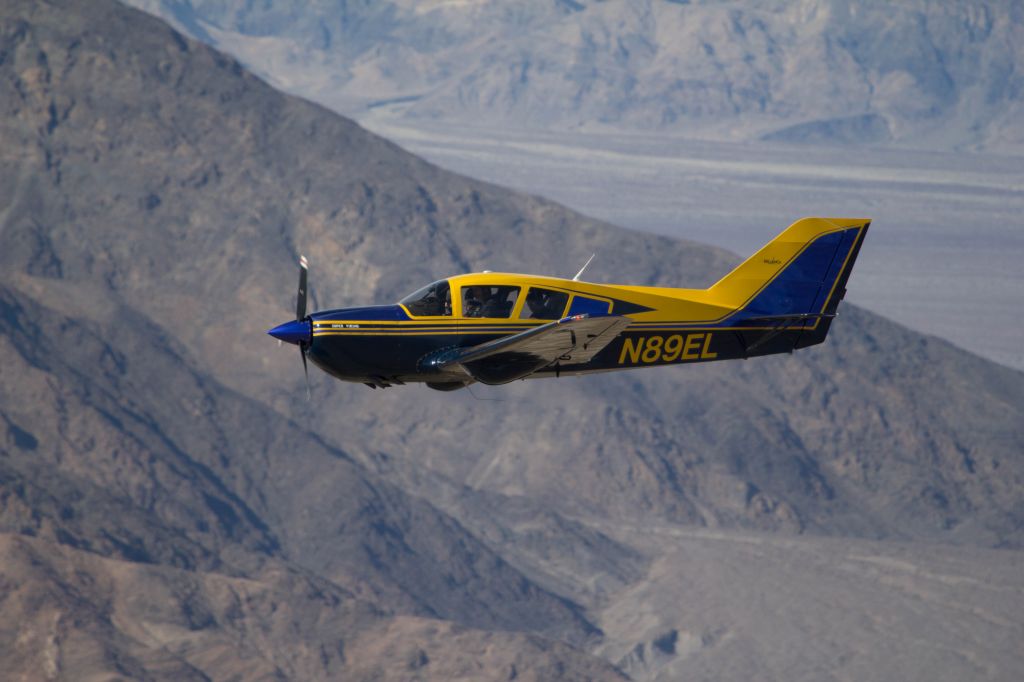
[520,287,569,320]
[462,285,520,318]
[400,280,452,317]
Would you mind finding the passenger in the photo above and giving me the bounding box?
[525,290,549,318]
[482,290,511,318]
[524,289,567,320]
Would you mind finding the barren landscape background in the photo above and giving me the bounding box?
[1,1,1022,680]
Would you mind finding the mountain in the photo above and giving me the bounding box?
[5,0,1021,549]
[1,0,1022,679]
[0,531,628,681]
[125,0,1024,152]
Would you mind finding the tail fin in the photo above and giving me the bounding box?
[711,217,870,345]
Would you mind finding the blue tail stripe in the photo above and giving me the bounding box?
[730,229,855,323]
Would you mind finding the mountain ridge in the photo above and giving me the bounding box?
[1,1,1022,678]
[127,0,1024,152]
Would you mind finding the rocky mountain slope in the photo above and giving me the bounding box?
[3,0,1019,547]
[1,0,1022,679]
[127,0,1024,152]
[0,532,628,681]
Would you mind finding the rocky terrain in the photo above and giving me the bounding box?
[0,533,628,681]
[1,1,1022,679]
[127,0,1024,152]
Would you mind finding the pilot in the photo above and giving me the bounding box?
[464,286,487,317]
[423,282,451,316]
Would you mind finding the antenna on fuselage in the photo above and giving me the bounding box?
[572,254,596,282]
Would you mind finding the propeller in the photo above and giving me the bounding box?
[297,255,310,400]
[296,254,308,320]
[300,346,310,401]
[267,255,313,399]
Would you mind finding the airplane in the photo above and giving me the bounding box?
[268,217,869,391]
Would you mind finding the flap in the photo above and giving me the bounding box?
[437,314,631,384]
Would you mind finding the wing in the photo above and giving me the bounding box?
[430,314,631,385]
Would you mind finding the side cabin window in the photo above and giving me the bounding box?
[520,287,569,320]
[462,285,520,318]
[400,280,452,316]
[568,295,611,317]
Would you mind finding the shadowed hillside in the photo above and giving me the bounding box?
[1,0,1022,679]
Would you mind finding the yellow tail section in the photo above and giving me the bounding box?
[609,217,870,325]
[708,217,870,312]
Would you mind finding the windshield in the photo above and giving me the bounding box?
[400,280,452,316]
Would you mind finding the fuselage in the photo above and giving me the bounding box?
[301,271,826,388]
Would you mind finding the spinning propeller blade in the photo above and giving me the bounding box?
[297,254,310,399]
[296,255,308,320]
[300,344,310,401]
[267,254,313,399]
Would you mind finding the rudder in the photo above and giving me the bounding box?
[710,217,871,344]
